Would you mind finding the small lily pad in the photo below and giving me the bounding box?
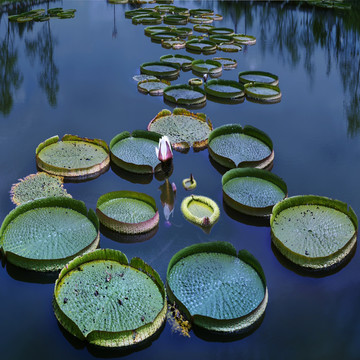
[204,79,244,99]
[270,195,358,270]
[0,197,99,271]
[185,39,217,54]
[160,54,194,70]
[222,168,287,217]
[138,79,170,95]
[53,249,166,347]
[212,57,237,69]
[208,124,273,170]
[209,27,235,36]
[110,130,163,173]
[181,195,220,228]
[140,61,180,79]
[10,172,71,206]
[97,191,159,234]
[217,43,242,52]
[163,84,206,106]
[133,74,158,82]
[166,242,268,333]
[182,174,197,190]
[147,108,213,151]
[163,14,188,25]
[191,59,222,75]
[233,34,257,45]
[188,78,203,86]
[239,71,279,86]
[244,83,282,103]
[36,135,110,180]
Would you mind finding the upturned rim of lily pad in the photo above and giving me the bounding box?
[217,43,242,52]
[160,54,194,70]
[140,61,180,79]
[163,84,207,106]
[189,8,214,16]
[239,71,279,86]
[166,241,268,334]
[125,8,156,18]
[212,57,237,69]
[209,34,234,44]
[208,124,274,169]
[185,39,217,53]
[96,191,159,234]
[161,38,186,49]
[222,168,288,217]
[270,195,358,270]
[232,34,257,45]
[151,31,179,42]
[204,79,244,99]
[193,24,214,33]
[147,108,213,152]
[36,134,110,180]
[188,15,214,24]
[137,78,170,96]
[0,197,99,272]
[208,27,235,36]
[191,59,222,75]
[110,130,163,174]
[132,13,163,25]
[244,83,282,102]
[163,14,188,25]
[172,26,193,37]
[144,25,172,36]
[188,78,203,86]
[53,248,167,347]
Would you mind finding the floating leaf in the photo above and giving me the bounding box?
[151,31,179,43]
[232,34,257,45]
[36,135,110,180]
[0,197,99,271]
[133,74,158,82]
[138,79,170,95]
[160,54,194,70]
[270,195,358,270]
[125,8,155,18]
[163,84,206,106]
[140,61,180,79]
[147,108,212,151]
[163,14,188,25]
[208,124,273,170]
[97,191,159,234]
[204,80,244,100]
[212,57,237,69]
[166,242,268,333]
[193,24,214,33]
[209,27,235,36]
[217,43,242,52]
[189,8,214,16]
[222,168,287,217]
[161,39,186,49]
[209,35,234,44]
[53,249,166,347]
[188,16,213,24]
[132,13,162,25]
[10,172,71,206]
[188,78,203,86]
[185,39,217,54]
[182,174,197,190]
[244,83,282,103]
[239,71,279,86]
[144,25,172,36]
[191,59,222,75]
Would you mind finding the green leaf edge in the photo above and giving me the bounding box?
[160,54,194,70]
[244,82,282,100]
[191,59,222,74]
[204,79,244,99]
[163,84,206,105]
[208,27,235,36]
[140,61,180,78]
[238,70,279,85]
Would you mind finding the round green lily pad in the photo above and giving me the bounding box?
[144,25,172,36]
[209,27,235,36]
[188,16,214,24]
[36,135,110,180]
[212,57,237,69]
[182,174,197,190]
[181,195,219,228]
[163,84,206,106]
[160,54,194,70]
[208,124,274,170]
[166,242,268,334]
[10,172,71,206]
[137,79,170,95]
[217,43,242,52]
[151,31,178,43]
[147,108,213,152]
[244,83,282,103]
[204,80,244,99]
[233,34,256,45]
[96,191,159,234]
[193,24,214,33]
[209,34,234,44]
[188,78,203,86]
[270,196,358,270]
[132,13,162,25]
[239,71,279,86]
[172,27,193,38]
[189,8,213,16]
[191,59,222,75]
[161,39,186,49]
[185,39,217,54]
[53,249,166,347]
[222,168,287,217]
[163,14,188,25]
[125,8,155,18]
[110,130,165,174]
[133,74,158,82]
[140,61,180,79]
[0,197,99,271]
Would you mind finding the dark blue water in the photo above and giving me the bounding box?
[1,1,360,359]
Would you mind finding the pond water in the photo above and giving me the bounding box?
[1,0,360,359]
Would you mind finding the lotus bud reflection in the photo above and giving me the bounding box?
[156,136,173,163]
[159,179,176,224]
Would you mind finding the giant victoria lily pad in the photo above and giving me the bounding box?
[244,83,282,103]
[53,249,166,347]
[0,197,99,271]
[166,242,268,333]
[191,59,222,75]
[204,80,244,99]
[208,27,235,36]
[222,168,287,217]
[163,84,206,106]
[137,79,170,95]
[110,130,164,173]
[233,34,257,45]
[212,57,237,69]
[140,61,180,79]
[270,195,358,270]
[239,71,279,86]
[185,39,217,54]
[163,14,188,25]
[148,108,212,152]
[217,43,242,52]
[96,191,159,234]
[160,54,194,70]
[208,124,273,170]
[36,135,110,180]
[132,13,162,25]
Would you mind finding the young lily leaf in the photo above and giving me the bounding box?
[163,84,206,106]
[147,108,212,151]
[188,78,203,86]
[96,191,159,234]
[204,80,244,99]
[166,242,268,333]
[239,71,279,86]
[53,249,166,347]
[0,197,99,271]
[222,168,287,217]
[271,195,358,270]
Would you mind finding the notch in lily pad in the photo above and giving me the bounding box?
[138,79,170,95]
[53,248,166,347]
[270,195,358,271]
[222,168,287,217]
[0,197,99,272]
[166,241,268,334]
[160,54,194,70]
[185,39,217,54]
[36,135,110,181]
[148,108,212,152]
[163,84,206,106]
[208,124,274,170]
[212,57,237,70]
[191,59,222,76]
[96,191,159,234]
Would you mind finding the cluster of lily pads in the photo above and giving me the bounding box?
[8,8,76,22]
[305,0,351,10]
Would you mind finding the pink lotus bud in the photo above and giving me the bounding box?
[156,136,173,162]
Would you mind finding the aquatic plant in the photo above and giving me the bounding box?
[137,79,170,95]
[163,14,188,25]
[204,80,244,99]
[163,84,206,106]
[132,13,162,25]
[193,24,214,33]
[182,174,197,190]
[156,135,173,162]
[161,39,186,49]
[185,39,217,54]
[9,8,76,22]
[160,54,194,70]
[140,61,180,79]
[244,83,282,103]
[209,27,235,36]
[212,57,237,69]
[239,71,279,86]
[209,35,234,44]
[217,43,242,52]
[191,59,222,76]
[188,78,203,86]
[232,34,257,45]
